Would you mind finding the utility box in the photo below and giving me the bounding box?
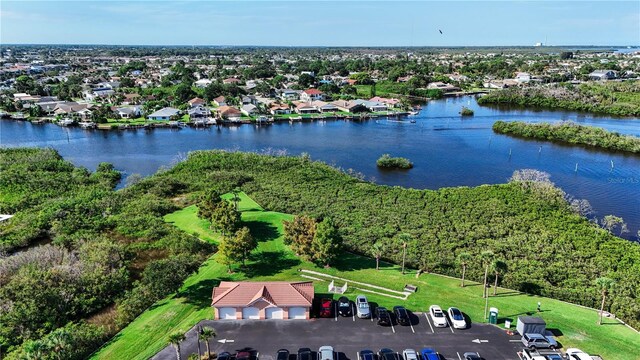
[489,307,498,325]
[516,316,547,336]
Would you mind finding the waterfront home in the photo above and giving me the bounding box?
[115,105,143,119]
[37,101,66,115]
[311,100,338,113]
[353,99,388,112]
[242,95,258,105]
[188,97,206,107]
[188,105,211,120]
[214,96,227,106]
[331,100,366,113]
[427,82,461,92]
[241,104,259,116]
[301,88,325,102]
[589,70,617,81]
[53,102,93,117]
[369,96,400,107]
[294,102,319,114]
[269,104,291,115]
[83,88,115,101]
[217,106,242,121]
[147,107,180,121]
[279,89,300,101]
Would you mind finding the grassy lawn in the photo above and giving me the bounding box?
[93,193,639,360]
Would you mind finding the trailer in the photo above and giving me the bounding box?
[516,316,547,336]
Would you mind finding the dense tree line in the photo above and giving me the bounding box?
[155,151,640,328]
[478,81,640,117]
[0,149,213,357]
[493,121,640,154]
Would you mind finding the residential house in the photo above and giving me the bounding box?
[213,96,227,107]
[115,105,143,119]
[311,101,338,113]
[188,105,211,120]
[353,99,388,112]
[427,82,461,92]
[195,79,213,88]
[331,100,367,113]
[483,79,519,89]
[589,70,616,81]
[83,88,115,101]
[147,107,180,121]
[223,78,242,85]
[279,89,300,101]
[369,96,400,107]
[515,72,531,83]
[123,93,141,105]
[269,104,291,115]
[242,95,257,105]
[211,281,314,320]
[53,102,93,117]
[188,97,206,107]
[217,106,242,121]
[294,102,319,114]
[300,89,324,102]
[241,104,259,116]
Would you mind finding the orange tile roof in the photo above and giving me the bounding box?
[211,281,314,307]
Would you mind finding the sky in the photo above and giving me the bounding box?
[1,1,639,47]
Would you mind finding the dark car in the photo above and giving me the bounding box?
[358,350,376,360]
[337,296,352,317]
[237,351,252,360]
[218,352,232,360]
[393,306,410,326]
[319,298,333,318]
[378,348,398,360]
[463,352,482,360]
[277,349,290,360]
[376,306,391,326]
[298,348,313,360]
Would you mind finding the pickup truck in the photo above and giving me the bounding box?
[521,333,558,350]
[520,348,563,360]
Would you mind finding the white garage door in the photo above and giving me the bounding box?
[288,307,307,319]
[218,307,237,320]
[242,307,260,319]
[265,307,284,319]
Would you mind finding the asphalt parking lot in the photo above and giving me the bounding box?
[153,308,523,360]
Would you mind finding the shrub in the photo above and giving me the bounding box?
[376,154,413,169]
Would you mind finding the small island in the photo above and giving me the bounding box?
[376,154,414,169]
[493,120,640,154]
[460,106,474,116]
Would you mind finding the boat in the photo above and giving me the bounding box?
[256,115,270,124]
[79,121,96,129]
[192,119,206,127]
[290,116,302,121]
[58,118,75,126]
[205,118,217,125]
[408,111,419,116]
[168,121,180,128]
[12,112,27,120]
[410,119,417,123]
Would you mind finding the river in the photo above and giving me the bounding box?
[2,96,639,240]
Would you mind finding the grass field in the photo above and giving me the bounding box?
[93,193,640,360]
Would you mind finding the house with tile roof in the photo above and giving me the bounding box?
[301,89,325,102]
[211,281,314,320]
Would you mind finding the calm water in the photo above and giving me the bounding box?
[2,96,639,240]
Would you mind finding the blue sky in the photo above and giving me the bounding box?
[1,1,638,46]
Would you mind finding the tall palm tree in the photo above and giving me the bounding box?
[491,260,508,296]
[398,233,412,274]
[480,250,494,298]
[168,332,186,360]
[200,326,217,359]
[456,251,472,287]
[595,277,615,325]
[370,242,384,270]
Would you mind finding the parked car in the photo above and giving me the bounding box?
[276,349,290,360]
[378,348,398,360]
[356,295,370,318]
[543,355,563,360]
[420,348,441,360]
[402,349,418,360]
[393,306,410,326]
[447,307,467,329]
[565,349,592,360]
[428,305,448,327]
[337,296,352,317]
[521,333,558,350]
[463,352,482,360]
[218,352,232,360]
[358,350,375,360]
[521,348,562,360]
[319,298,333,318]
[318,346,334,360]
[298,348,313,360]
[376,306,391,326]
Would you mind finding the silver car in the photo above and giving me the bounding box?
[356,295,370,318]
[318,346,334,360]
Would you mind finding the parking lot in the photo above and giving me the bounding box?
[153,307,524,360]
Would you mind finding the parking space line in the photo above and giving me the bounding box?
[445,316,455,334]
[516,351,524,360]
[352,304,355,322]
[457,352,462,360]
[409,322,415,333]
[424,313,434,333]
[335,303,338,322]
[390,323,395,333]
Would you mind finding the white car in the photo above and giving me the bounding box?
[428,305,448,327]
[447,307,467,329]
[402,349,418,360]
[356,295,370,318]
[318,346,334,360]
[565,349,592,360]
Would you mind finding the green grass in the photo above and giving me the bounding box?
[94,193,640,360]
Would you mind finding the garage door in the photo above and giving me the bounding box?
[218,307,237,320]
[266,307,284,319]
[288,307,307,319]
[242,307,260,319]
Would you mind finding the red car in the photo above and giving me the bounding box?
[319,298,333,318]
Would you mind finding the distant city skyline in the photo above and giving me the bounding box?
[1,1,639,47]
